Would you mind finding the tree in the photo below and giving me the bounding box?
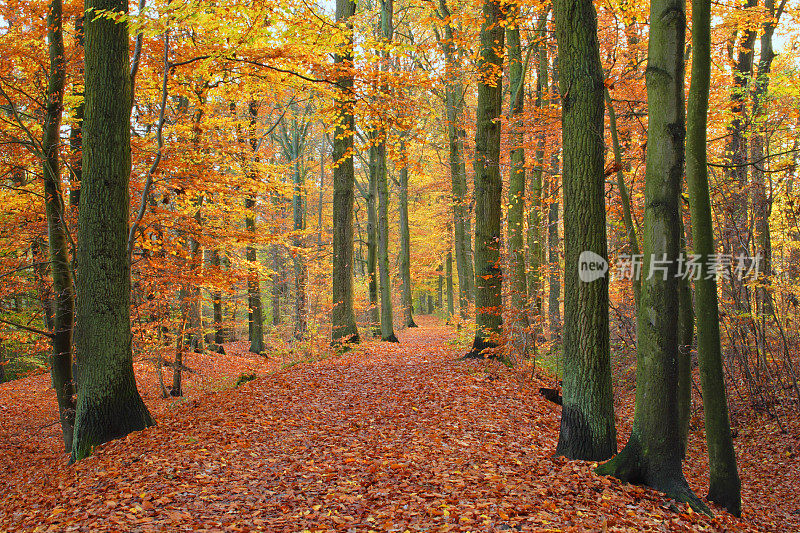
[435,0,474,318]
[685,0,741,515]
[505,6,530,352]
[331,0,361,345]
[398,143,417,328]
[72,0,154,461]
[42,0,75,452]
[597,0,709,512]
[464,0,504,358]
[552,0,616,460]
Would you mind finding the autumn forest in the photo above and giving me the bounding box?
[1,0,800,529]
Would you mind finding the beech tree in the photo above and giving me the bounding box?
[464,0,504,358]
[72,0,154,461]
[552,0,616,460]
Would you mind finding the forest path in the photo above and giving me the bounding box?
[0,317,769,531]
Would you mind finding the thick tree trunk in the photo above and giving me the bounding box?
[597,0,708,513]
[331,0,360,345]
[398,150,417,328]
[464,0,504,359]
[72,0,154,460]
[506,13,531,352]
[43,0,75,452]
[685,0,741,514]
[552,0,616,461]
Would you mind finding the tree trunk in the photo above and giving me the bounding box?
[436,0,474,317]
[552,0,616,461]
[331,0,360,345]
[507,11,531,352]
[464,0,504,359]
[68,14,84,208]
[367,141,381,336]
[547,57,561,343]
[685,0,741,514]
[597,0,708,513]
[398,148,417,328]
[246,101,265,353]
[605,88,641,305]
[43,0,75,452]
[210,249,225,346]
[292,156,308,340]
[72,0,154,460]
[446,250,455,320]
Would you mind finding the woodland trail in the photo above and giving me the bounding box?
[0,317,792,532]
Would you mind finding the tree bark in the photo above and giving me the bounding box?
[597,0,708,513]
[506,10,531,352]
[552,0,616,460]
[464,0,504,359]
[72,0,154,461]
[246,101,265,353]
[685,0,741,514]
[331,0,360,345]
[43,0,76,452]
[398,146,417,328]
[367,140,381,336]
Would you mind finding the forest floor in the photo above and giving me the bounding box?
[0,316,798,532]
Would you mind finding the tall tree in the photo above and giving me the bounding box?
[245,101,265,353]
[546,55,561,342]
[42,0,75,451]
[464,0,504,358]
[375,0,398,342]
[72,0,154,461]
[398,143,417,327]
[506,6,530,350]
[435,0,474,317]
[552,0,616,460]
[331,0,360,345]
[597,0,708,512]
[686,0,741,515]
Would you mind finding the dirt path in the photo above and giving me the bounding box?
[0,318,777,531]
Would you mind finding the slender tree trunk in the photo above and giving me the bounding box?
[446,250,455,320]
[42,0,75,452]
[245,101,265,353]
[547,57,561,343]
[605,88,641,305]
[68,15,84,208]
[552,0,616,460]
[367,141,381,336]
[597,0,708,513]
[292,155,308,339]
[436,0,474,317]
[398,147,417,328]
[464,0,505,359]
[374,0,398,343]
[507,11,531,352]
[331,0,360,345]
[72,0,154,460]
[210,249,225,349]
[685,0,741,514]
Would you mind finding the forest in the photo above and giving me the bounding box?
[1,0,800,529]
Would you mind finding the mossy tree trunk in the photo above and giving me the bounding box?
[686,0,741,515]
[464,0,505,359]
[552,0,616,460]
[331,0,360,345]
[436,0,474,318]
[597,0,709,513]
[72,0,154,461]
[366,139,381,336]
[506,10,530,352]
[43,0,76,452]
[398,146,417,328]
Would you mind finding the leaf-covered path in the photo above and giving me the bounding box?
[0,317,793,531]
